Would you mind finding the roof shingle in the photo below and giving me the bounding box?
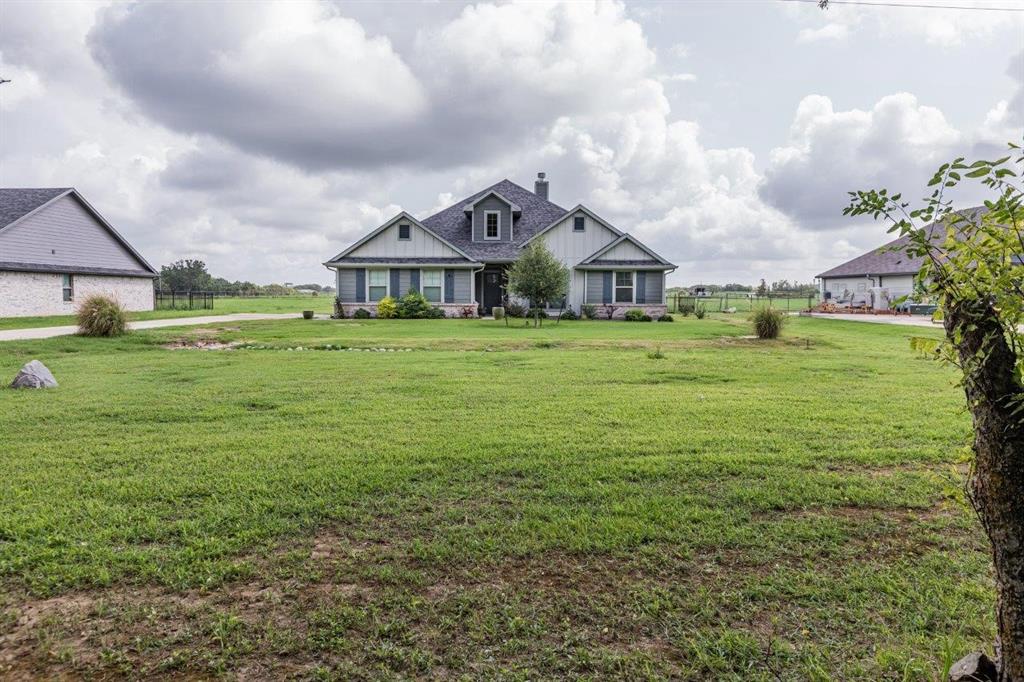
[0,188,71,229]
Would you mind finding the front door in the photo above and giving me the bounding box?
[483,271,504,314]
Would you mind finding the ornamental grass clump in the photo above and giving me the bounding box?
[76,295,128,337]
[751,306,785,339]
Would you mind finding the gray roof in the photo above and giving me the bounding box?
[331,256,479,265]
[421,179,568,260]
[0,188,71,228]
[0,261,158,278]
[587,259,669,266]
[817,206,986,279]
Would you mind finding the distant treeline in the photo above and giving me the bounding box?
[670,279,818,296]
[157,259,333,295]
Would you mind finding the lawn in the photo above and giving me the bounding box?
[0,316,991,680]
[0,294,333,331]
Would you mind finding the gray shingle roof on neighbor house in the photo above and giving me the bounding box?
[421,179,568,261]
[816,206,987,279]
[0,187,72,229]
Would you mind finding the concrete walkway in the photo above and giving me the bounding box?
[803,312,941,328]
[0,313,314,342]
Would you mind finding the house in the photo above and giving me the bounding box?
[816,207,985,308]
[324,174,676,318]
[0,188,158,317]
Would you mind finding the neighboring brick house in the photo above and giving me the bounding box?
[324,174,676,318]
[0,188,158,317]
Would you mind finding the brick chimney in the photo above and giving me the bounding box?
[534,172,549,200]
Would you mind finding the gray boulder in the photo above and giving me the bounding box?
[949,652,997,682]
[10,360,58,389]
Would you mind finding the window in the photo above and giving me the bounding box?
[398,223,411,240]
[368,269,388,301]
[62,274,74,302]
[484,211,500,240]
[614,271,634,303]
[573,216,585,232]
[422,269,442,302]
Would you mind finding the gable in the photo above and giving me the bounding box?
[534,210,621,265]
[471,195,513,242]
[592,238,652,262]
[0,193,151,273]
[345,218,466,260]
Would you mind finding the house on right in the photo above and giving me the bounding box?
[816,206,985,308]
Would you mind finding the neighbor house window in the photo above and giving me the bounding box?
[615,271,634,303]
[422,269,442,302]
[398,223,411,240]
[62,274,74,302]
[573,216,585,232]
[368,269,388,301]
[484,211,500,240]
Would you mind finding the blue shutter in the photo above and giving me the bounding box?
[444,269,455,303]
[410,269,420,294]
[355,269,366,303]
[602,271,612,304]
[636,271,646,304]
[390,269,400,298]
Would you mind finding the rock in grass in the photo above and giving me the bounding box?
[10,360,58,389]
[949,652,997,682]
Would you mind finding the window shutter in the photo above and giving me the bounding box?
[410,269,420,293]
[602,271,612,304]
[444,269,455,303]
[355,269,366,303]
[636,271,646,304]
[390,269,400,298]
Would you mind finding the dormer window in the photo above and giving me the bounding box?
[398,223,411,240]
[484,210,500,240]
[573,216,585,232]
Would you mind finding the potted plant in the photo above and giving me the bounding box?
[302,310,314,320]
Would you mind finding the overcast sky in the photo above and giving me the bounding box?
[1,0,1021,287]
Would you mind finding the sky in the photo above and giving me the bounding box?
[1,0,1021,288]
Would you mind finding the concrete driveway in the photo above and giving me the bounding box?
[0,313,319,342]
[803,313,941,328]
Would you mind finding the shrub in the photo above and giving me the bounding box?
[377,296,398,319]
[624,308,652,322]
[527,308,549,320]
[694,303,707,320]
[76,295,127,337]
[678,302,695,316]
[559,308,579,321]
[397,290,433,319]
[503,300,527,318]
[603,306,617,320]
[353,308,371,319]
[647,346,666,359]
[580,303,597,320]
[459,305,476,318]
[752,307,785,339]
[332,297,346,319]
[657,314,674,322]
[427,306,445,319]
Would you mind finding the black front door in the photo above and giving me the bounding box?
[483,271,503,314]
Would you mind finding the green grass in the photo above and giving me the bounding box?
[0,294,333,330]
[0,316,992,680]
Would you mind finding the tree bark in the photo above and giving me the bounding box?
[945,298,1024,681]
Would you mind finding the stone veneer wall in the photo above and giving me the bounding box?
[338,302,478,319]
[592,304,668,320]
[0,271,154,317]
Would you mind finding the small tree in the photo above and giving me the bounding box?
[846,141,1024,681]
[505,242,569,328]
[756,278,768,297]
[159,259,212,293]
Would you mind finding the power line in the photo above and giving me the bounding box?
[783,0,1024,11]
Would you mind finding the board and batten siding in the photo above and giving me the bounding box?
[537,211,620,311]
[335,267,473,303]
[584,270,666,304]
[592,238,652,261]
[347,222,464,259]
[0,194,145,272]
[471,195,513,242]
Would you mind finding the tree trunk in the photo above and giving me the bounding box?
[945,298,1024,681]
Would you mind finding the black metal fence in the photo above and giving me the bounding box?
[670,292,818,314]
[155,291,215,310]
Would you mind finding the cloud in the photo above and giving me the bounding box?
[760,93,963,228]
[658,73,698,84]
[796,23,848,43]
[0,56,45,111]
